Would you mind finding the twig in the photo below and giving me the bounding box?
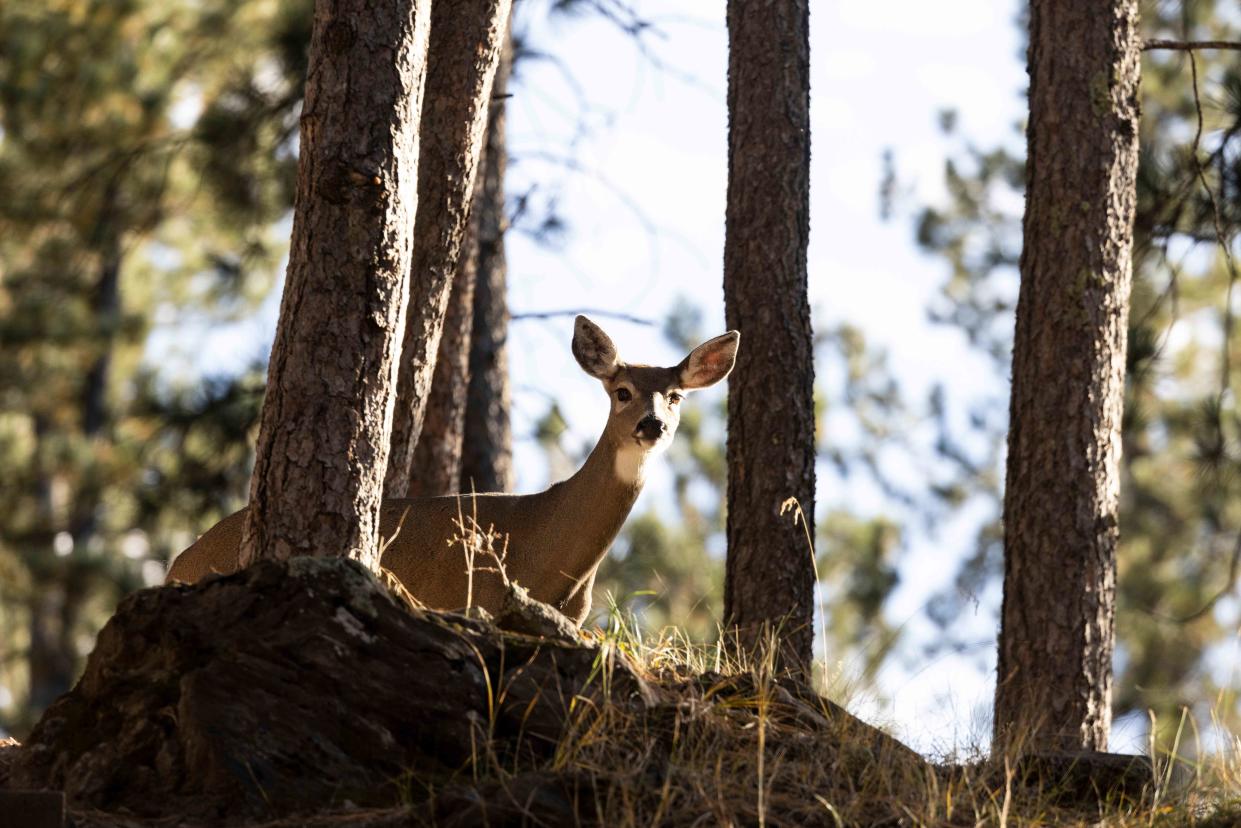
[1130,241,1182,389]
[1139,525,1241,624]
[576,0,664,41]
[1183,53,1241,451]
[1173,528,1241,623]
[511,308,654,326]
[1165,53,1241,622]
[1143,39,1241,52]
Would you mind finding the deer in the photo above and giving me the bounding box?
[165,315,739,626]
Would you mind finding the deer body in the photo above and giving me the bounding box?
[166,317,739,626]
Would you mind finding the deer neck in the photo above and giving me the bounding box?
[538,428,650,597]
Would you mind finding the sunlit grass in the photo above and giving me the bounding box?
[450,602,1241,827]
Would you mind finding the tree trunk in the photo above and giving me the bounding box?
[27,224,123,724]
[26,587,75,718]
[80,239,120,438]
[406,197,480,498]
[994,0,1140,754]
[721,0,816,675]
[239,0,431,572]
[385,0,513,498]
[461,32,515,495]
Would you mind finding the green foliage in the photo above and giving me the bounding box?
[817,509,901,683]
[0,0,305,732]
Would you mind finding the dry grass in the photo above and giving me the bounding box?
[438,609,1241,828]
[372,498,1239,826]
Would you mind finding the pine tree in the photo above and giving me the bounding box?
[721,0,817,674]
[0,0,295,729]
[460,28,516,496]
[385,0,513,498]
[240,0,432,570]
[915,1,1241,742]
[994,0,1141,754]
[407,183,481,497]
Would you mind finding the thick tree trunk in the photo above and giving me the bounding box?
[406,199,480,498]
[461,33,515,496]
[994,0,1140,754]
[385,0,513,498]
[239,0,431,571]
[721,0,816,675]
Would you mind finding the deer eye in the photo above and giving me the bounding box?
[668,392,683,405]
[615,388,632,402]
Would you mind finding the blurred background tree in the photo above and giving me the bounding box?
[0,0,294,731]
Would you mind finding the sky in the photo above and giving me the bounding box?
[147,0,1178,755]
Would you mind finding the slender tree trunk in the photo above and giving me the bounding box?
[994,0,1140,754]
[28,223,123,721]
[239,0,431,571]
[721,0,816,675]
[27,587,74,716]
[81,239,120,438]
[406,193,480,498]
[461,31,515,495]
[385,0,513,498]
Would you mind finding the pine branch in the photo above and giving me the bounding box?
[1179,52,1241,474]
[1143,39,1241,52]
[1172,530,1241,624]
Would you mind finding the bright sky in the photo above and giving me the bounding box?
[151,0,1172,756]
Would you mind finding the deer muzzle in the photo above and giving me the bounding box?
[635,416,666,443]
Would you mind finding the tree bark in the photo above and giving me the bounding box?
[461,32,515,495]
[385,0,513,498]
[406,193,480,498]
[721,0,816,675]
[995,0,1140,754]
[239,0,431,572]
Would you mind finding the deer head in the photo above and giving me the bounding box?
[572,315,740,484]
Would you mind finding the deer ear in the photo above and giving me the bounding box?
[572,315,621,379]
[679,331,740,389]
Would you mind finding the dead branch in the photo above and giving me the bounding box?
[1143,39,1241,52]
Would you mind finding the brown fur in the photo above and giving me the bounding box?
[165,316,739,626]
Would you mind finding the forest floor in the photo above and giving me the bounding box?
[1,559,1238,828]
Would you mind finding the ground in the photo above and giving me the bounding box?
[1,558,1237,827]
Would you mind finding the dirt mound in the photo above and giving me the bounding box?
[6,557,942,826]
[8,558,651,820]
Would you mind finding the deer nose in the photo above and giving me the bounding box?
[635,416,666,440]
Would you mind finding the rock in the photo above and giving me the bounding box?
[0,789,64,828]
[1013,751,1157,804]
[8,557,652,820]
[494,583,582,643]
